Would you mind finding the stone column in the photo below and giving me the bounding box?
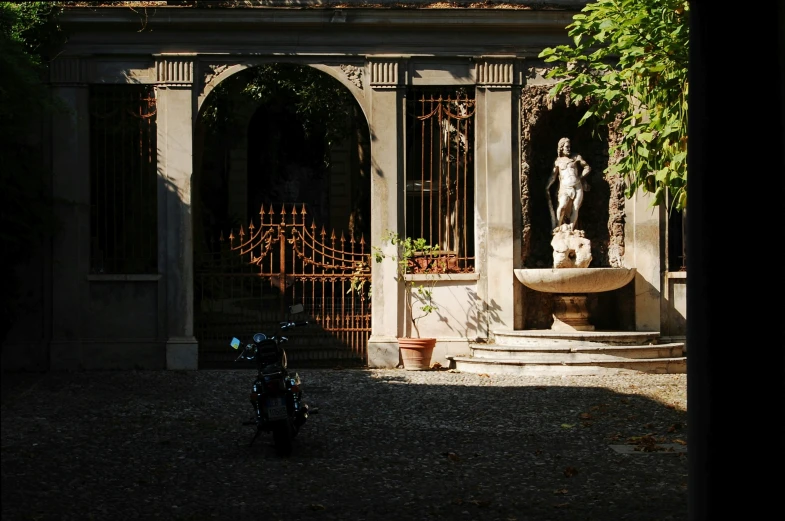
[474,57,523,335]
[155,54,199,370]
[49,57,91,369]
[366,56,405,368]
[624,190,662,332]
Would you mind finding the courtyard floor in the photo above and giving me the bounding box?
[1,368,687,521]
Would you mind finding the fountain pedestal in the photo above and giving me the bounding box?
[551,294,593,331]
[514,268,636,331]
[449,259,684,375]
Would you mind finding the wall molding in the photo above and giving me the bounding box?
[368,58,402,89]
[154,53,196,86]
[476,57,518,87]
[50,56,88,85]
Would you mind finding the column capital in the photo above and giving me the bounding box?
[475,57,521,88]
[49,56,88,85]
[154,53,197,87]
[367,56,404,89]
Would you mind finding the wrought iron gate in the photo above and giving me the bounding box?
[195,204,371,368]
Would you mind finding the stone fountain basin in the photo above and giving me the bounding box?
[514,268,636,294]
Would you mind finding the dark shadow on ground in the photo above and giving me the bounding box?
[1,368,687,521]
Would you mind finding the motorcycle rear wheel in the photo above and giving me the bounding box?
[272,422,293,456]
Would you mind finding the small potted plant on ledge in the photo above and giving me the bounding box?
[350,230,444,370]
[376,231,444,370]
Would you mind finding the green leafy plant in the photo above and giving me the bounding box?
[375,231,444,338]
[538,0,689,211]
[349,231,444,338]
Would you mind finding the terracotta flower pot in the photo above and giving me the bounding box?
[398,337,437,370]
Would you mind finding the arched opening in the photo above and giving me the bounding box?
[192,63,371,368]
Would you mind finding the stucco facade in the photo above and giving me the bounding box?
[1,1,686,371]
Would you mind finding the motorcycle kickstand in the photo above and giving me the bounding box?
[249,427,263,447]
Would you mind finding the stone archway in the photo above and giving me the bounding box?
[193,61,371,256]
[192,61,372,368]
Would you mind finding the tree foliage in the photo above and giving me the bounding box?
[539,0,689,211]
[0,2,65,345]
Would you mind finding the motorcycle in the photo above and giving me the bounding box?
[230,303,317,456]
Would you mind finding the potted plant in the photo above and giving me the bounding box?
[350,230,444,370]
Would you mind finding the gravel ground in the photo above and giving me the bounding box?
[1,368,687,521]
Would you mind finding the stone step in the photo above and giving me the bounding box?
[470,343,684,360]
[447,355,687,376]
[491,330,662,347]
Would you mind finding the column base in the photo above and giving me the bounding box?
[166,337,199,370]
[367,336,401,368]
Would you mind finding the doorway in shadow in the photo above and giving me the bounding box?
[193,63,371,368]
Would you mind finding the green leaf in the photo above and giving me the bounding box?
[578,110,595,125]
[537,0,689,209]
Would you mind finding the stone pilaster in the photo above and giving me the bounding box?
[366,56,405,368]
[154,53,199,370]
[624,191,663,332]
[49,56,91,369]
[474,57,523,334]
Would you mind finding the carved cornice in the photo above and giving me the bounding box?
[199,63,231,96]
[526,65,550,80]
[476,58,517,88]
[368,58,401,89]
[340,64,363,90]
[49,57,88,85]
[154,54,196,86]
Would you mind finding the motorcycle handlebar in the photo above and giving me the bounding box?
[233,321,308,361]
[280,320,309,330]
[235,343,254,362]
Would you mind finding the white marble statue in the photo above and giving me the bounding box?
[546,137,591,231]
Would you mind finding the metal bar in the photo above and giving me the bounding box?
[462,112,468,266]
[102,89,109,272]
[420,93,426,240]
[112,90,119,271]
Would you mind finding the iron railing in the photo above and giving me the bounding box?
[406,88,475,272]
[89,85,158,274]
[195,204,371,367]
